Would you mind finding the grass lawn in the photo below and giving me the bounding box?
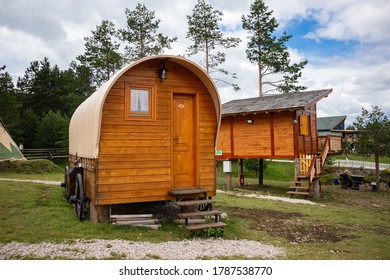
[1,159,389,260]
[333,154,390,164]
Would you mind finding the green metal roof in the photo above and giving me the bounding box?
[317,116,346,131]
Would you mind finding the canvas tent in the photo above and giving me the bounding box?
[0,121,26,161]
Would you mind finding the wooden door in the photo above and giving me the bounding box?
[172,94,196,188]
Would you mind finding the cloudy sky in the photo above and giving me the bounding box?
[1,0,389,126]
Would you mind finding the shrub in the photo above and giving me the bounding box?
[0,159,62,174]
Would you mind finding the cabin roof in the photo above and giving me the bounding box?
[221,89,332,116]
[317,115,346,131]
[69,55,221,158]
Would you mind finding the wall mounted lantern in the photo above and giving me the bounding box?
[159,64,167,82]
[247,119,253,124]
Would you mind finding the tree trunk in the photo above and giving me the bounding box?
[258,61,262,97]
[375,152,380,191]
[312,178,320,199]
[205,41,209,74]
[258,158,264,186]
[238,159,244,186]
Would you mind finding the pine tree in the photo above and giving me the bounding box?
[76,20,123,86]
[119,3,177,62]
[242,0,307,96]
[186,0,241,91]
[0,65,21,139]
[353,106,390,191]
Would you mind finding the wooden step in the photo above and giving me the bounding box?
[169,187,209,196]
[110,214,153,220]
[288,186,309,190]
[112,219,158,225]
[173,199,215,207]
[287,191,310,196]
[184,222,227,231]
[292,180,310,184]
[178,210,222,219]
[113,222,161,229]
[175,219,206,225]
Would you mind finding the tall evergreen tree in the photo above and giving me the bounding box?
[18,108,39,148]
[119,3,177,62]
[35,110,69,148]
[0,65,21,138]
[353,106,390,191]
[76,20,123,86]
[16,58,63,117]
[242,0,307,96]
[15,58,92,147]
[186,0,241,91]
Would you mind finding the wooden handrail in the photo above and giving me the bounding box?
[320,135,330,167]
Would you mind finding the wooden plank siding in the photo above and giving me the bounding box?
[273,112,295,157]
[216,111,296,159]
[296,106,319,156]
[96,60,217,205]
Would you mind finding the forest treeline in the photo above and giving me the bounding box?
[0,0,308,148]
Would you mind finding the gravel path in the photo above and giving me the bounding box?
[0,239,285,260]
[0,177,61,185]
[218,190,319,205]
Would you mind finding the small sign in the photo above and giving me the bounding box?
[215,150,222,156]
[223,161,232,173]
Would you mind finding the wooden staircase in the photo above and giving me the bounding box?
[287,179,312,198]
[169,187,227,231]
[288,136,330,198]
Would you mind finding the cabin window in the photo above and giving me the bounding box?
[125,84,156,120]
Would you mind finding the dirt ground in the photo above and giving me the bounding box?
[221,183,390,244]
[225,207,351,244]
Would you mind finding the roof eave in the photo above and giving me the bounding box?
[302,88,333,110]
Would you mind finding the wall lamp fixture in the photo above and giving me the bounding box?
[159,64,167,82]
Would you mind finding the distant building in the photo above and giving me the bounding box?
[317,115,358,153]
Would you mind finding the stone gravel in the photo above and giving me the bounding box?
[0,239,285,260]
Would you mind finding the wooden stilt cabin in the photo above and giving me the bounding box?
[64,55,224,227]
[317,115,346,154]
[216,89,341,198]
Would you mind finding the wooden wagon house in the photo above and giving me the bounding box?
[216,89,343,198]
[63,55,226,230]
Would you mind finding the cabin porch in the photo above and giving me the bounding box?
[288,135,338,198]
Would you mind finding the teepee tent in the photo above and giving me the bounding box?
[0,120,26,161]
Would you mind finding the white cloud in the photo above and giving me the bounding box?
[0,0,389,124]
[0,26,59,77]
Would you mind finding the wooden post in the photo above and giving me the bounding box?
[223,161,233,189]
[312,178,320,199]
[258,158,264,186]
[226,172,232,189]
[238,159,244,186]
[294,158,300,178]
[90,204,109,222]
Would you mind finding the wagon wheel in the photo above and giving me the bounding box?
[75,173,85,221]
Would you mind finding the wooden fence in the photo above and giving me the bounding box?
[21,148,68,160]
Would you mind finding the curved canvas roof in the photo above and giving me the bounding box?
[69,55,221,158]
